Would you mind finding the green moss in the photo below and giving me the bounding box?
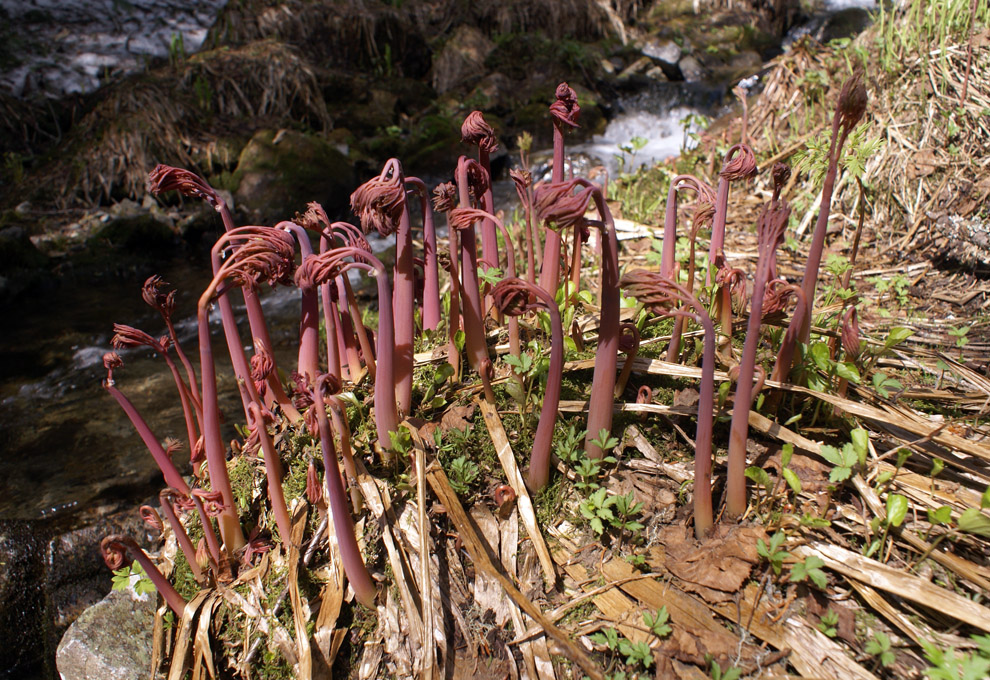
[228,455,257,517]
[171,548,201,601]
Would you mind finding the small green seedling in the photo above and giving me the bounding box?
[819,427,869,484]
[865,631,895,668]
[818,609,839,638]
[618,638,653,669]
[708,658,742,680]
[790,554,828,589]
[611,492,645,535]
[624,553,647,570]
[590,428,620,456]
[866,493,908,559]
[920,638,990,680]
[112,560,156,596]
[947,325,970,352]
[872,372,904,398]
[757,531,791,576]
[589,626,620,651]
[447,456,480,495]
[643,606,672,638]
[554,424,585,465]
[579,488,617,536]
[781,443,802,495]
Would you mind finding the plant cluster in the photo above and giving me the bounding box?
[94,56,989,678]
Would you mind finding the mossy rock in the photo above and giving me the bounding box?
[88,214,177,252]
[234,129,355,222]
[0,226,47,273]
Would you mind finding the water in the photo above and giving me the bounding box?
[0,0,229,98]
[0,254,301,520]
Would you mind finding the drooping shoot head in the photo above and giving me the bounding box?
[771,161,791,199]
[837,70,868,132]
[111,324,168,354]
[147,164,223,210]
[350,159,405,237]
[491,277,541,317]
[141,276,176,318]
[103,351,123,385]
[534,180,594,231]
[550,83,580,129]
[432,182,457,213]
[509,168,532,192]
[215,228,296,291]
[461,111,499,153]
[719,144,758,182]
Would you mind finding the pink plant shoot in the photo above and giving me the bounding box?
[351,159,414,416]
[101,535,187,615]
[622,271,716,539]
[725,197,792,518]
[101,352,190,495]
[539,83,580,296]
[492,277,564,492]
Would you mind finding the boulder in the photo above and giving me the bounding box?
[233,129,355,223]
[0,520,51,677]
[822,7,873,43]
[641,39,682,65]
[0,225,48,273]
[431,25,495,95]
[678,55,706,82]
[55,587,156,680]
[89,214,178,252]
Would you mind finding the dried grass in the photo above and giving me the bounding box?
[746,27,990,263]
[30,40,330,207]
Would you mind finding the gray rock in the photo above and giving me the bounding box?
[56,587,157,680]
[678,55,706,83]
[645,66,669,81]
[618,55,653,80]
[642,39,681,65]
[431,25,495,95]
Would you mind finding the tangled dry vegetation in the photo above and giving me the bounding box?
[97,2,990,680]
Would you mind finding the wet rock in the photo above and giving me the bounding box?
[712,50,764,81]
[0,226,48,272]
[0,520,51,677]
[642,38,682,65]
[646,65,669,81]
[0,509,154,679]
[431,25,495,95]
[89,214,178,252]
[349,88,399,131]
[45,510,154,649]
[56,587,156,680]
[0,225,51,301]
[821,7,873,43]
[233,128,355,223]
[678,55,706,82]
[469,72,515,110]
